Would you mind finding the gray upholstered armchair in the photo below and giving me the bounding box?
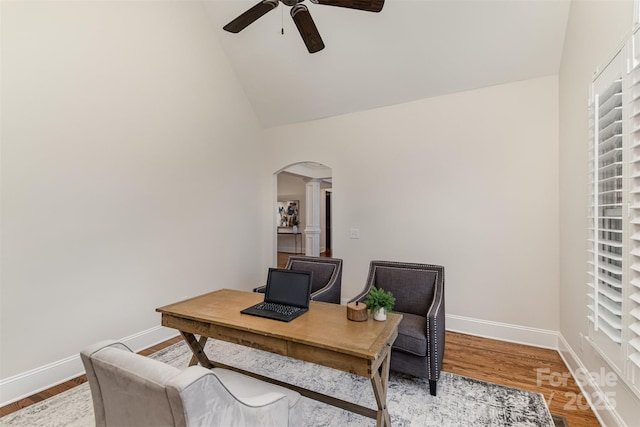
[81,340,302,427]
[350,260,445,396]
[254,256,343,304]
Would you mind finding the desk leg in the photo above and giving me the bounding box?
[371,344,392,427]
[188,335,209,366]
[181,332,213,369]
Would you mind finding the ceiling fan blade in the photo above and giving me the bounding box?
[310,0,384,13]
[291,4,325,54]
[223,0,279,33]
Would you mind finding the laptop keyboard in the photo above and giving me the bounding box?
[254,302,302,316]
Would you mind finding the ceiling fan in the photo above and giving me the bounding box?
[223,0,385,54]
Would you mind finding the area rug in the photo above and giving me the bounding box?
[1,339,555,426]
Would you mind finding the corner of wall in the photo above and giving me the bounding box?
[557,334,627,427]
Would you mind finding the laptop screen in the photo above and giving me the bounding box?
[265,268,313,307]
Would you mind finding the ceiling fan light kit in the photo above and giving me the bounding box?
[223,0,385,54]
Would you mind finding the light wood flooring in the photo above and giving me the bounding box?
[0,254,600,426]
[443,331,599,426]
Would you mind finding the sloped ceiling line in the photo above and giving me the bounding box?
[204,0,570,128]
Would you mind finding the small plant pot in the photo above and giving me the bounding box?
[373,308,387,321]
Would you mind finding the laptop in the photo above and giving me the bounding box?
[241,268,313,322]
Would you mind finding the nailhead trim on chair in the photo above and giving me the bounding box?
[350,260,445,383]
[427,269,444,379]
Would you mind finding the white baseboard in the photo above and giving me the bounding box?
[445,314,559,349]
[0,326,179,407]
[556,334,626,427]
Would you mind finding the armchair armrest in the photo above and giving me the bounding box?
[425,278,445,380]
[167,367,295,427]
[309,274,341,303]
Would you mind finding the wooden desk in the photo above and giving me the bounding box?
[156,289,401,426]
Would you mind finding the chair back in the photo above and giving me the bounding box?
[81,341,184,427]
[368,261,443,316]
[286,257,342,293]
[81,340,301,427]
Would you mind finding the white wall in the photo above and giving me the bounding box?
[558,1,640,425]
[261,75,560,331]
[0,0,263,394]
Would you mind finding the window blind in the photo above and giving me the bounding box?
[589,67,624,352]
[627,56,640,376]
[588,36,640,397]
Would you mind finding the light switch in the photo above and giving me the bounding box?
[350,228,360,239]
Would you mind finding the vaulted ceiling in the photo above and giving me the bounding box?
[204,0,571,128]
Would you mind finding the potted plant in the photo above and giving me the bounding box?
[364,287,395,321]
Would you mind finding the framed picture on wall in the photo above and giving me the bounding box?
[277,200,299,227]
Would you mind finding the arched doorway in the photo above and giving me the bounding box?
[274,162,332,267]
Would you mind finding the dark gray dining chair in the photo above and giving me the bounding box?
[350,260,445,396]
